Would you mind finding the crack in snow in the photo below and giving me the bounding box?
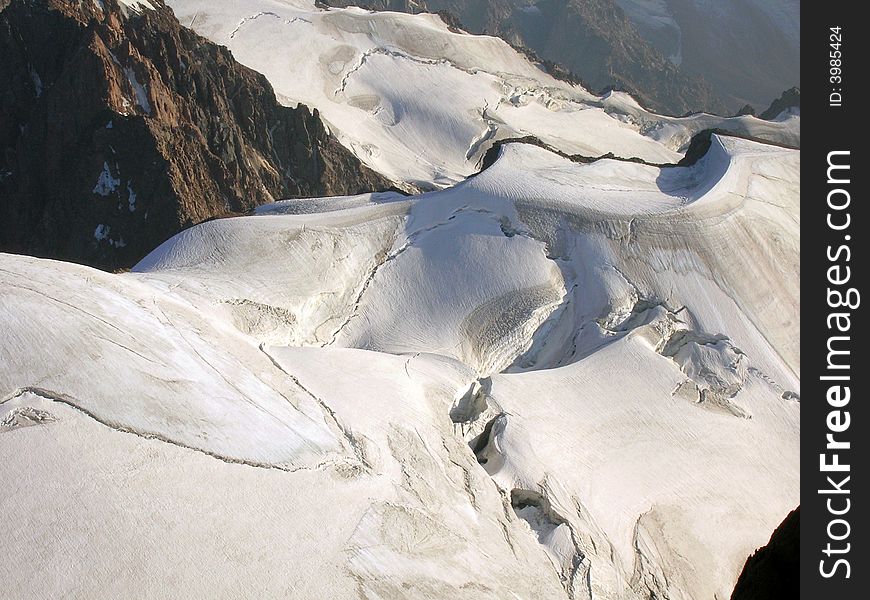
[228,12,281,39]
[258,344,371,472]
[0,386,340,472]
[321,216,469,346]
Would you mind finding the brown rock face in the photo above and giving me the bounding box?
[1,0,391,269]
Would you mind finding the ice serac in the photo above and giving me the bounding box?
[0,0,390,269]
[164,0,799,190]
[1,134,799,599]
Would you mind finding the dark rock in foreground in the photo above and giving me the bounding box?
[731,506,799,600]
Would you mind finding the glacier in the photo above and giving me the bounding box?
[166,0,799,189]
[0,1,799,598]
[2,134,799,598]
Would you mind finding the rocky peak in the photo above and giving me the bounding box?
[1,0,391,269]
[760,87,801,120]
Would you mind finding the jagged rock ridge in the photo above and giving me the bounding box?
[0,0,390,269]
[760,86,800,120]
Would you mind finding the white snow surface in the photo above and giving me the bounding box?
[119,0,156,13]
[165,0,799,189]
[93,161,120,196]
[2,136,799,599]
[123,66,152,114]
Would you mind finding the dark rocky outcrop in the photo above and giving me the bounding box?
[676,127,798,168]
[760,87,801,120]
[731,507,799,600]
[476,135,664,178]
[1,0,391,270]
[676,129,722,167]
[322,0,726,117]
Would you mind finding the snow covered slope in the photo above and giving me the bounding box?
[165,0,799,189]
[1,136,799,599]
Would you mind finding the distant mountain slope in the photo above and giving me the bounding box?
[323,0,727,116]
[0,0,390,269]
[615,0,800,111]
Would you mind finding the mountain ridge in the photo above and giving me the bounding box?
[0,0,390,269]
